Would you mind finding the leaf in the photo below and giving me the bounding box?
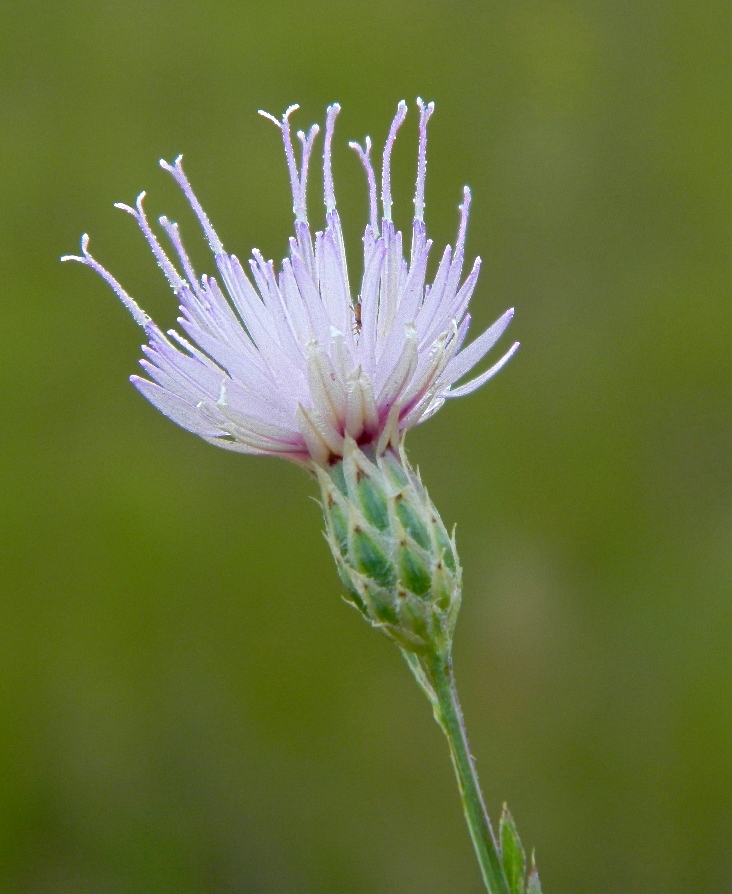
[500,804,526,894]
[526,851,542,894]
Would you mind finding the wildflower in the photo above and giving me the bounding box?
[63,100,518,469]
[63,102,540,893]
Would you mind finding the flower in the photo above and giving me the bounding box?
[63,106,542,878]
[63,100,518,469]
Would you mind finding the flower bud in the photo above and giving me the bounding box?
[317,438,461,655]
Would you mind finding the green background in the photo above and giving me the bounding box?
[0,1,728,891]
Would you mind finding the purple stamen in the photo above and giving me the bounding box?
[323,103,340,213]
[259,105,309,223]
[456,186,471,256]
[160,155,224,255]
[414,98,435,223]
[61,234,149,327]
[114,192,185,294]
[381,100,408,224]
[349,136,379,233]
[159,216,199,294]
[297,124,320,218]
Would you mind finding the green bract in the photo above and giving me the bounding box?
[317,439,461,656]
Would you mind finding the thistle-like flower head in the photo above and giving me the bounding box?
[64,101,518,469]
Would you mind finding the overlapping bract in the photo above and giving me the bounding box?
[64,100,518,468]
[319,438,462,655]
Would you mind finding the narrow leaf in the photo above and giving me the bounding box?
[500,804,526,894]
[526,851,542,894]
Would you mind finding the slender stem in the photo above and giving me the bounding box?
[426,652,510,894]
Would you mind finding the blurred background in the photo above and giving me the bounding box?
[0,1,728,891]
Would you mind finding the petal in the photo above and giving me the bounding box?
[376,324,419,408]
[439,308,514,387]
[445,341,520,398]
[306,341,347,430]
[131,377,219,437]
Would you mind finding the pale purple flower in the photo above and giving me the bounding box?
[63,100,518,468]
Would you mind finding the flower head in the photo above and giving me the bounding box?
[63,100,518,469]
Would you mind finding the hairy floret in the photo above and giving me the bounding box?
[63,100,518,469]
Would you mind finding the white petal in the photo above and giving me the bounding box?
[376,324,419,408]
[445,341,520,398]
[306,341,347,429]
[357,237,386,373]
[439,308,514,387]
[295,404,343,464]
[344,368,378,440]
[131,377,219,437]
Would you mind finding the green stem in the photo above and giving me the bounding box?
[426,652,510,894]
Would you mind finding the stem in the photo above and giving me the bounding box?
[426,652,510,894]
